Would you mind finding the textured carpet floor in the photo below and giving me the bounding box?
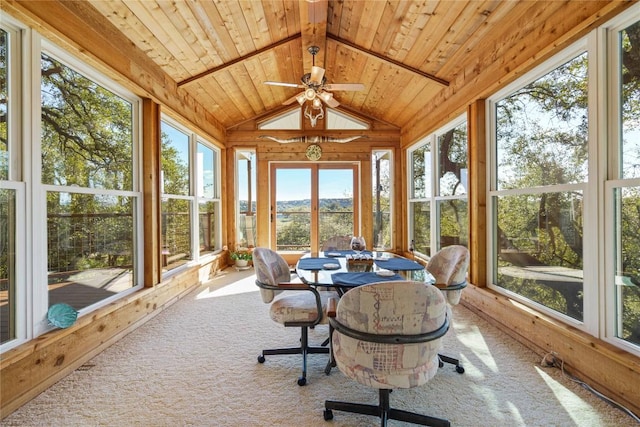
[3,268,638,426]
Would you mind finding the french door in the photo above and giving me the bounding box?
[270,163,359,253]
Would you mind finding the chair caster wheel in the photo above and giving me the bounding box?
[456,365,465,374]
[323,409,333,420]
[297,377,307,386]
[257,355,265,363]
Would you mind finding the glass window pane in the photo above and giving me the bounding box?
[198,201,216,255]
[373,151,392,250]
[411,144,431,199]
[0,29,8,181]
[275,169,310,251]
[161,198,192,270]
[496,53,588,190]
[438,123,468,196]
[438,199,468,248]
[41,54,133,190]
[495,191,584,321]
[47,192,135,310]
[318,168,354,246]
[161,122,190,196]
[0,188,16,344]
[620,20,640,179]
[614,187,640,345]
[237,151,256,248]
[411,201,430,256]
[197,142,215,199]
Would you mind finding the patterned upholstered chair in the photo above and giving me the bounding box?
[253,247,338,386]
[323,280,451,427]
[426,245,470,374]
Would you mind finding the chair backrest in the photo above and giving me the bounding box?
[252,247,291,303]
[336,280,447,336]
[333,280,448,389]
[426,245,470,305]
[321,235,352,251]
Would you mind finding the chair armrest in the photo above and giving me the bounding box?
[277,282,313,291]
[329,314,449,344]
[327,297,338,318]
[256,280,325,327]
[434,280,467,291]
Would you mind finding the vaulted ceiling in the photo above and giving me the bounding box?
[83,0,515,130]
[73,1,622,133]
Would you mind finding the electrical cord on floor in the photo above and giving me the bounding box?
[540,352,640,423]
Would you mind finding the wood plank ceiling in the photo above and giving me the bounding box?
[86,0,563,130]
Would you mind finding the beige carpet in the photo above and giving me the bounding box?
[3,268,638,427]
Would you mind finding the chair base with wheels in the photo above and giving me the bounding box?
[324,389,450,427]
[427,245,471,376]
[257,325,329,386]
[324,281,451,427]
[438,353,465,374]
[253,247,337,386]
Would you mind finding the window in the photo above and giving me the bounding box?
[408,116,468,257]
[40,48,141,318]
[1,24,20,346]
[197,141,219,255]
[161,118,220,272]
[372,150,392,251]
[258,109,301,130]
[236,150,256,249]
[326,109,369,130]
[0,19,146,350]
[607,15,640,348]
[490,45,589,323]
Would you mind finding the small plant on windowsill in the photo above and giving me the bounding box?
[230,249,253,268]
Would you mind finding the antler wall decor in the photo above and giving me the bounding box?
[304,104,324,127]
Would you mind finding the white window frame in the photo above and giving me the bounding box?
[602,3,640,355]
[487,36,599,335]
[161,115,222,276]
[37,38,144,335]
[0,18,145,348]
[407,114,468,257]
[194,137,221,261]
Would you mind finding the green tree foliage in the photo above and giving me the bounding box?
[40,54,135,274]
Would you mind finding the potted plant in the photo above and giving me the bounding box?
[230,249,253,267]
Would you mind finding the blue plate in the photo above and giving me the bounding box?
[47,303,78,328]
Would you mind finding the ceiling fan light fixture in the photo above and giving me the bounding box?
[312,97,322,109]
[309,65,325,85]
[318,91,333,103]
[296,93,306,105]
[304,88,316,101]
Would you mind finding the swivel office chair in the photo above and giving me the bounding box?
[426,245,470,374]
[324,280,451,427]
[253,247,338,386]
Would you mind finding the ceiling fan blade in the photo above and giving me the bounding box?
[264,81,304,88]
[324,83,365,91]
[309,66,325,85]
[282,92,304,105]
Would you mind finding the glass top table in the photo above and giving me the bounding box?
[295,251,434,290]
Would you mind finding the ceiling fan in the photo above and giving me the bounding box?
[264,46,365,109]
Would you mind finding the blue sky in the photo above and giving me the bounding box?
[238,164,354,201]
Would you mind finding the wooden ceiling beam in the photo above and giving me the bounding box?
[300,0,328,70]
[327,34,450,87]
[177,33,301,87]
